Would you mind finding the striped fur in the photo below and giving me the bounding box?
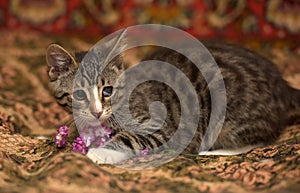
[46,41,300,163]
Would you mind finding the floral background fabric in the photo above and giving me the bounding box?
[0,0,300,39]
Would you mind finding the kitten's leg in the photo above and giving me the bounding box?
[85,130,167,164]
[86,147,129,164]
[201,119,280,156]
[198,143,263,156]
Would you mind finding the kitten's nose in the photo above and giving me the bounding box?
[93,111,102,118]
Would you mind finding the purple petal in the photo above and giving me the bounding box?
[72,137,88,155]
[140,147,149,157]
[55,126,69,148]
[58,125,69,134]
[102,125,112,134]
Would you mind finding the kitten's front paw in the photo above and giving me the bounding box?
[86,147,129,164]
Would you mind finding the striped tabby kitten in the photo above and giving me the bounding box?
[46,39,300,164]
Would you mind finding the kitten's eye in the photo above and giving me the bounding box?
[73,90,87,101]
[102,86,113,98]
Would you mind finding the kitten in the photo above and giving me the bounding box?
[46,36,300,164]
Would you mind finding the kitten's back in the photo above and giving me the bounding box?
[140,41,300,151]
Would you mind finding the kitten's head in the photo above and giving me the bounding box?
[46,33,126,128]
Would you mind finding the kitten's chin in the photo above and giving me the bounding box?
[77,116,110,128]
[87,121,102,127]
[79,119,110,130]
[75,118,102,129]
[99,114,112,125]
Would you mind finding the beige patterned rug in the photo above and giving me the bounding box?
[0,30,299,193]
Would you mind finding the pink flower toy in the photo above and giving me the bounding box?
[55,125,69,148]
[72,136,88,155]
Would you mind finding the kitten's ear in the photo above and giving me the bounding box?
[103,28,127,72]
[46,44,78,81]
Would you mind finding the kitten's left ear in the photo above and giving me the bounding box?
[46,44,78,81]
[103,28,127,72]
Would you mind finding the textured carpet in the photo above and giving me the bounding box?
[0,30,300,193]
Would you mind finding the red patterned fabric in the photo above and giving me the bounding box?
[0,0,299,39]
